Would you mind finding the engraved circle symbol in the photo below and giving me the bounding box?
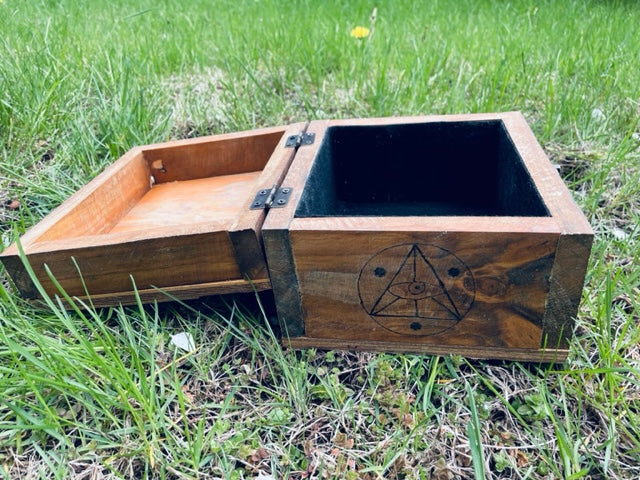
[358,244,476,336]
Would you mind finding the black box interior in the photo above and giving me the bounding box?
[295,120,550,217]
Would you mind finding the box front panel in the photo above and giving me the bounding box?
[10,231,242,299]
[289,230,559,350]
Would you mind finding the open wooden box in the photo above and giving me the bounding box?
[1,113,592,361]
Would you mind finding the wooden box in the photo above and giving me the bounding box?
[1,113,593,361]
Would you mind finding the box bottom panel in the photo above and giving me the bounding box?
[111,171,262,233]
[283,336,568,363]
[62,277,272,308]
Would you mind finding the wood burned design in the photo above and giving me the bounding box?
[358,244,475,336]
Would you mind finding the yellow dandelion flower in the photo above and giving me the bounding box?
[350,26,370,39]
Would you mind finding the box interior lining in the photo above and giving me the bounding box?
[295,121,550,217]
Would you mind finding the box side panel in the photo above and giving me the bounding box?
[262,228,304,336]
[229,123,305,280]
[2,148,150,250]
[500,112,593,235]
[143,127,288,183]
[261,121,330,336]
[542,233,594,349]
[285,337,568,363]
[288,230,559,351]
[3,232,242,298]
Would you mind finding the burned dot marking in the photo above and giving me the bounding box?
[374,267,386,277]
[410,322,422,331]
[448,267,460,277]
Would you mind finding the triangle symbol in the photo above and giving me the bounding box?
[369,245,461,320]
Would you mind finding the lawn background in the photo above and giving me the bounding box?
[0,0,639,478]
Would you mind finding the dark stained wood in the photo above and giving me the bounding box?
[1,113,592,361]
[262,227,304,336]
[228,123,306,280]
[499,113,593,350]
[228,229,268,280]
[288,230,559,351]
[284,336,569,363]
[262,121,330,337]
[543,233,593,348]
[263,113,592,361]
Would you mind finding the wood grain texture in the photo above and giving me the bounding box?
[262,121,330,337]
[110,171,261,233]
[263,113,592,360]
[228,123,305,280]
[1,125,298,303]
[284,336,569,363]
[305,111,590,233]
[289,216,561,234]
[7,231,241,298]
[143,126,286,183]
[500,113,593,348]
[71,278,272,308]
[262,227,304,336]
[4,147,150,247]
[289,230,559,350]
[1,113,592,361]
[499,112,593,234]
[543,233,594,348]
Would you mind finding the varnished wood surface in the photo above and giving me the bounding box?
[262,121,330,336]
[289,230,558,350]
[499,113,593,348]
[284,336,569,363]
[228,122,306,280]
[261,120,330,233]
[71,278,272,308]
[4,147,150,248]
[289,216,562,234]
[543,233,593,348]
[7,231,243,298]
[1,125,295,301]
[143,126,287,183]
[1,113,592,361]
[110,171,261,233]
[499,113,592,235]
[264,113,591,357]
[303,112,591,233]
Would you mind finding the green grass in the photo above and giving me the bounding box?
[1,0,639,478]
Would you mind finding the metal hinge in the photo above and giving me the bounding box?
[285,132,315,148]
[250,184,293,210]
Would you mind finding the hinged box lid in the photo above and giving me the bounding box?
[0,122,309,306]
